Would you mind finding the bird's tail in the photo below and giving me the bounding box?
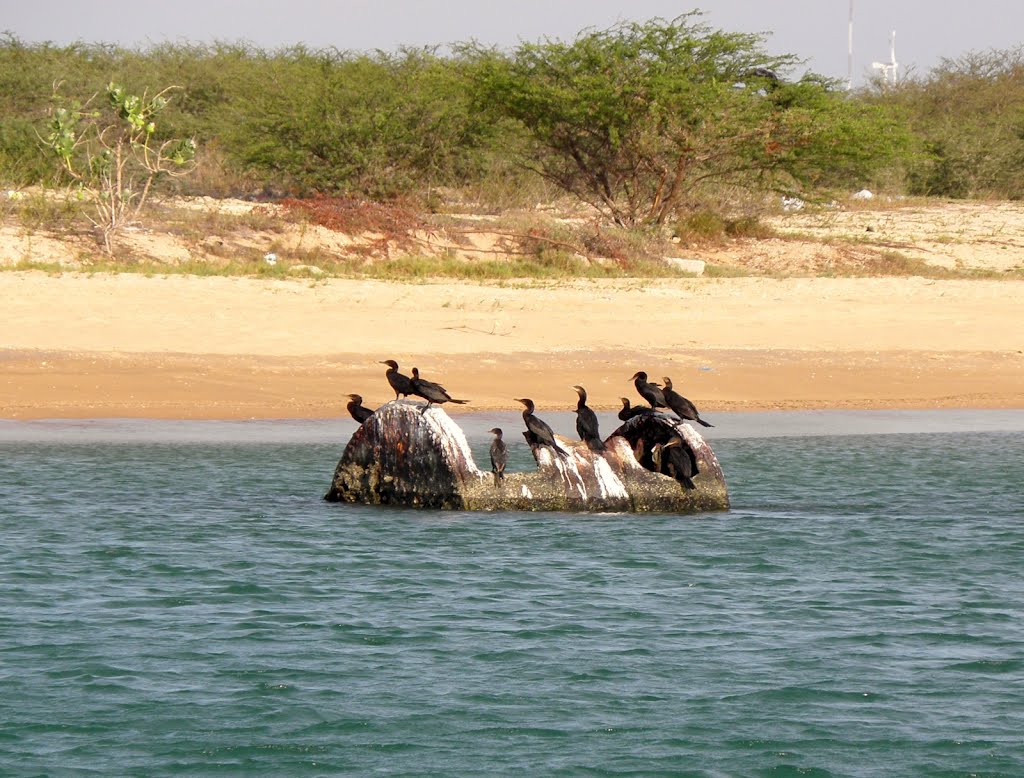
[697,418,713,427]
[681,476,696,490]
[450,398,470,405]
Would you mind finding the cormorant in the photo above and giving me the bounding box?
[747,66,780,87]
[629,371,668,410]
[346,393,374,424]
[380,359,414,400]
[618,397,650,421]
[410,367,469,413]
[572,385,604,451]
[514,398,569,458]
[651,437,698,490]
[488,427,507,486]
[661,376,713,427]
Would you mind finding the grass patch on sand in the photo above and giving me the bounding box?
[1,251,704,282]
[673,211,776,245]
[702,263,752,278]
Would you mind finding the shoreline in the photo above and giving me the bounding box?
[2,271,1023,420]
[3,347,1022,420]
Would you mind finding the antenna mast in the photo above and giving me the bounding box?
[847,0,854,90]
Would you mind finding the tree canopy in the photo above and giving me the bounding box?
[467,14,908,225]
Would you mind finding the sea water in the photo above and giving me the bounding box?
[1,411,1022,776]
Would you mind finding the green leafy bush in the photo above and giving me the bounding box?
[45,82,196,252]
[4,25,1022,212]
[869,46,1024,199]
[465,14,908,225]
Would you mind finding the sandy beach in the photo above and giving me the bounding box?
[2,271,1022,419]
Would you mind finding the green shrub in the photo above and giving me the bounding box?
[725,215,774,239]
[868,45,1024,199]
[676,211,727,242]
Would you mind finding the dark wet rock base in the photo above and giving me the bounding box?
[325,400,729,513]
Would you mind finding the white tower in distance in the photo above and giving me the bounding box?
[847,0,854,90]
[872,30,899,86]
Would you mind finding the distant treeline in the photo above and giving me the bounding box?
[2,20,1023,212]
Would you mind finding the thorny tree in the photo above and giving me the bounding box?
[468,14,904,227]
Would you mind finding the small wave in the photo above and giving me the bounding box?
[943,658,1023,674]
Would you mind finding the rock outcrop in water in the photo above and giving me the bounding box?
[324,400,728,513]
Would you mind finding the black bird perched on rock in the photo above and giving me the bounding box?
[515,398,569,458]
[380,359,414,400]
[488,427,507,486]
[652,436,698,490]
[661,376,713,427]
[346,393,374,424]
[410,367,469,413]
[572,385,604,451]
[618,397,651,421]
[630,371,668,410]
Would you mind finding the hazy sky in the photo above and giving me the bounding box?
[3,0,1021,85]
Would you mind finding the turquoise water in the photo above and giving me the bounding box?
[1,412,1023,776]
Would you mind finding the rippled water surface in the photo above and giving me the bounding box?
[1,412,1023,776]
